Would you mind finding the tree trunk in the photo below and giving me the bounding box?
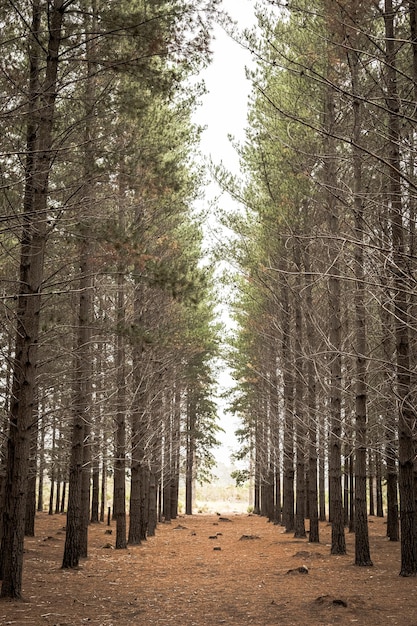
[304,244,319,543]
[49,418,57,516]
[114,253,127,548]
[281,274,294,532]
[318,420,326,522]
[293,239,306,539]
[264,465,275,522]
[62,228,93,567]
[376,450,384,518]
[61,347,85,568]
[368,463,375,517]
[324,80,346,556]
[37,407,46,512]
[349,455,355,533]
[170,383,181,520]
[129,429,142,544]
[129,387,149,544]
[253,438,260,516]
[25,400,39,536]
[48,476,55,516]
[384,0,417,576]
[77,0,99,560]
[343,448,349,528]
[128,281,147,544]
[381,258,399,541]
[185,390,196,515]
[55,479,61,516]
[80,433,92,551]
[270,353,282,525]
[350,44,372,566]
[163,403,173,522]
[1,1,64,598]
[100,459,106,522]
[61,481,67,514]
[148,467,158,536]
[91,440,100,523]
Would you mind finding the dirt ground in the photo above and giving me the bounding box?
[0,512,416,626]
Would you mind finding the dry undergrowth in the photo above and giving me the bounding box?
[1,512,416,625]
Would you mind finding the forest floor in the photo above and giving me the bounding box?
[0,512,416,626]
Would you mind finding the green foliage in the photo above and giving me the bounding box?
[230,468,250,487]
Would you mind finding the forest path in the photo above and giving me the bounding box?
[0,512,414,625]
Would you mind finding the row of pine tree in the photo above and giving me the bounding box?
[225,0,417,577]
[0,0,222,599]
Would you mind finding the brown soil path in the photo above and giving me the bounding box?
[0,512,415,625]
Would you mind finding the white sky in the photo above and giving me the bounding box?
[193,0,257,466]
[194,0,256,175]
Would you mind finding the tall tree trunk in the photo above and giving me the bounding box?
[163,393,173,522]
[78,0,100,560]
[37,409,46,512]
[281,274,294,532]
[324,81,346,556]
[25,402,38,536]
[129,375,148,543]
[90,436,100,523]
[0,334,13,523]
[293,239,306,539]
[62,250,92,567]
[49,416,57,516]
[380,222,399,541]
[304,244,319,543]
[100,458,106,523]
[253,419,261,516]
[55,477,61,515]
[128,279,147,544]
[148,466,158,536]
[49,471,55,516]
[170,383,181,520]
[79,413,92,558]
[1,1,64,598]
[129,410,143,544]
[318,417,327,522]
[185,390,196,515]
[114,242,127,548]
[368,456,375,517]
[270,352,281,525]
[350,45,372,566]
[375,449,384,518]
[348,453,355,533]
[64,2,98,563]
[407,0,417,538]
[385,0,417,576]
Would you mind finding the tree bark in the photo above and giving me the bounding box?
[380,225,399,541]
[128,279,147,544]
[281,273,294,532]
[304,244,319,543]
[324,80,346,556]
[170,383,181,520]
[25,399,39,536]
[90,438,100,524]
[37,409,46,512]
[384,0,417,576]
[114,258,127,548]
[163,400,173,522]
[185,390,196,515]
[293,239,306,539]
[349,44,372,566]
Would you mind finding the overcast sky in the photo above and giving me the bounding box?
[192,1,257,466]
[193,0,256,175]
